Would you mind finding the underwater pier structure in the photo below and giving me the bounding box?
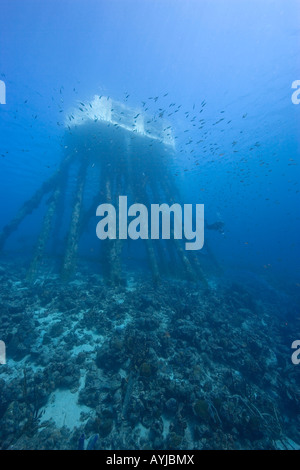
[0,95,210,285]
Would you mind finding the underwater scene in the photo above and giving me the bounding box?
[0,0,300,452]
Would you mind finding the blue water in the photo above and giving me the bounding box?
[0,0,300,451]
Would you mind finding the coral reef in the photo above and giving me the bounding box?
[0,259,299,450]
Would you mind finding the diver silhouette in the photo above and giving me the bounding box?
[205,220,225,234]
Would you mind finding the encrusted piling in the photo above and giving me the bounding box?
[27,183,63,282]
[104,179,123,285]
[61,159,88,280]
[0,153,72,252]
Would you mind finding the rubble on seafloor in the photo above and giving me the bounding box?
[0,260,299,450]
